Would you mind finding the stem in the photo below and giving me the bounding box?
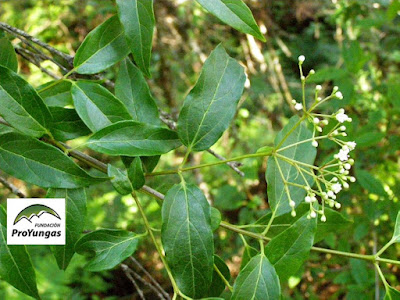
[376,240,394,257]
[375,263,390,289]
[261,211,276,236]
[131,192,180,295]
[275,115,307,149]
[146,151,273,177]
[219,221,400,266]
[214,264,233,292]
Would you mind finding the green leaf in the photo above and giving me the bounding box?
[49,107,91,142]
[141,155,160,173]
[0,37,18,72]
[177,45,245,151]
[211,207,222,232]
[116,59,159,123]
[355,131,385,148]
[208,255,231,297]
[128,157,145,190]
[38,80,73,107]
[73,15,129,74]
[266,116,316,216]
[385,286,400,300]
[71,81,132,132]
[116,1,155,77]
[0,65,52,137]
[265,214,316,281]
[48,188,87,270]
[231,254,280,300]
[75,229,140,271]
[350,259,369,286]
[196,0,265,41]
[356,169,386,197]
[391,211,400,243]
[0,132,106,188]
[161,183,214,298]
[87,120,181,156]
[0,206,40,299]
[108,164,133,195]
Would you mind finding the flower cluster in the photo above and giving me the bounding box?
[282,55,357,221]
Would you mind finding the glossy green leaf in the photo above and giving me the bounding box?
[211,207,222,232]
[0,206,40,299]
[0,132,106,188]
[391,211,400,243]
[38,80,73,107]
[0,37,18,72]
[385,286,400,300]
[87,120,181,157]
[73,15,129,74]
[141,155,160,173]
[161,183,214,298]
[75,229,140,271]
[116,59,159,123]
[208,255,231,297]
[266,116,316,216]
[49,107,91,142]
[116,1,155,77]
[108,164,133,195]
[128,157,145,190]
[196,0,265,41]
[0,65,52,137]
[71,81,132,132]
[231,254,280,300]
[356,169,386,197]
[177,44,246,151]
[265,214,317,281]
[48,188,87,270]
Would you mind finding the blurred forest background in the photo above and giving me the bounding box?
[0,0,400,299]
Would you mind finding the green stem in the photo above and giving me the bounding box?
[214,264,233,292]
[37,68,75,93]
[131,192,180,295]
[219,221,400,266]
[145,151,273,177]
[375,263,390,290]
[376,240,394,257]
[275,115,307,149]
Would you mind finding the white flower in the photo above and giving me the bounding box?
[294,103,303,111]
[321,215,327,222]
[336,111,351,123]
[289,200,296,207]
[305,196,311,203]
[344,163,351,170]
[347,141,356,150]
[298,55,305,63]
[337,148,349,161]
[327,191,335,198]
[335,91,343,99]
[332,183,342,194]
[316,85,322,91]
[310,211,317,218]
[312,140,318,147]
[313,117,320,124]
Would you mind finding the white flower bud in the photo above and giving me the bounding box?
[317,97,322,102]
[312,140,318,147]
[298,55,305,63]
[343,182,349,189]
[349,176,356,182]
[316,85,322,91]
[289,200,296,207]
[335,202,341,209]
[305,196,311,203]
[335,91,343,99]
[344,163,351,170]
[309,69,315,75]
[321,215,327,222]
[292,99,297,104]
[317,126,323,132]
[301,76,305,81]
[333,86,339,92]
[310,211,317,218]
[294,103,303,111]
[340,126,346,131]
[322,119,329,125]
[313,117,320,124]
[291,210,297,217]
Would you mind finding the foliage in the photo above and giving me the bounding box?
[0,0,399,299]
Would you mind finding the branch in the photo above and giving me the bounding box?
[15,48,61,79]
[0,174,25,198]
[0,22,73,66]
[121,264,146,300]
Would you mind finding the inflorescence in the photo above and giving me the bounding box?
[277,55,356,222]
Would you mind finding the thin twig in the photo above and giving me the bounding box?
[15,48,61,79]
[130,257,170,300]
[121,264,146,300]
[0,175,25,198]
[0,22,73,66]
